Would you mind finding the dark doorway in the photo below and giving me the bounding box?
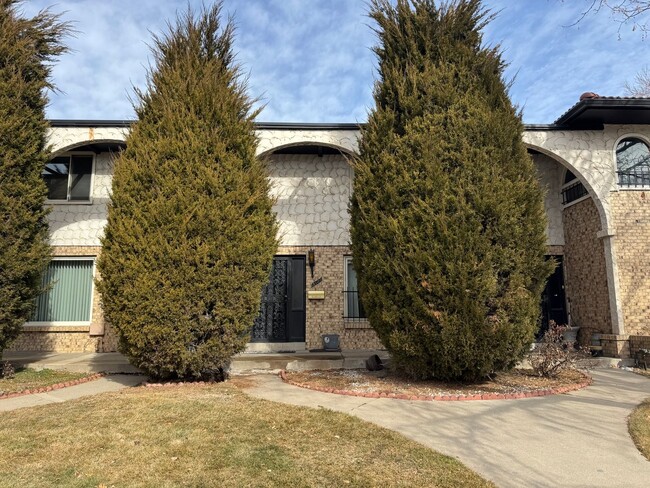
[539,255,568,338]
[251,256,306,342]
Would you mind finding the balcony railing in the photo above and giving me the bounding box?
[561,180,588,205]
[617,170,650,187]
[343,290,367,320]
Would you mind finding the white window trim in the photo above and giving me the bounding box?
[25,256,96,327]
[613,134,650,190]
[343,255,367,322]
[44,151,95,204]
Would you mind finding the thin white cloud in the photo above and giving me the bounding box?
[19,0,650,123]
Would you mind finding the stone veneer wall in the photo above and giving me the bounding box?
[533,153,565,246]
[268,153,351,246]
[8,246,119,353]
[48,152,112,246]
[279,246,383,350]
[562,198,612,340]
[610,191,650,336]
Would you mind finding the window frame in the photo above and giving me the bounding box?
[614,134,650,190]
[26,256,96,327]
[43,152,95,204]
[343,255,367,321]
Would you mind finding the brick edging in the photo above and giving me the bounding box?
[0,373,105,400]
[279,370,593,401]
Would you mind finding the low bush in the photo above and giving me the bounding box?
[529,321,590,378]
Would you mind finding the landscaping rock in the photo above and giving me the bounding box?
[366,354,384,371]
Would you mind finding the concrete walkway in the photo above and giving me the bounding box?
[3,349,390,374]
[247,369,650,488]
[0,374,143,412]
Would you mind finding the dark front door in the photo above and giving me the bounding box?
[252,256,306,342]
[539,255,568,338]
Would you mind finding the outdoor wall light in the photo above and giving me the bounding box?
[308,249,315,277]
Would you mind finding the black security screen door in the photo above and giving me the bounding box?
[252,256,306,342]
[539,255,568,338]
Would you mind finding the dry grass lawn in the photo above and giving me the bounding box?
[0,380,493,488]
[0,368,89,394]
[629,398,650,461]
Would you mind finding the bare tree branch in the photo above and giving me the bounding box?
[566,0,650,38]
[625,66,650,96]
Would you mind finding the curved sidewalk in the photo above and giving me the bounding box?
[0,375,143,412]
[247,369,650,488]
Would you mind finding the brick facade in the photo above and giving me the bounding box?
[7,246,119,353]
[10,244,383,353]
[278,245,383,351]
[610,191,650,336]
[601,334,631,358]
[629,335,650,358]
[562,198,612,342]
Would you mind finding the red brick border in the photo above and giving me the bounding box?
[279,370,592,401]
[0,373,105,400]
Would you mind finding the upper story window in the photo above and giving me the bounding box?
[561,169,588,205]
[43,154,93,202]
[616,137,650,187]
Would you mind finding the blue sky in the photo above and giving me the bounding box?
[19,0,650,124]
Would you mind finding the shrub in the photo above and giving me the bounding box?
[529,322,590,378]
[96,3,277,381]
[0,1,69,355]
[350,0,554,381]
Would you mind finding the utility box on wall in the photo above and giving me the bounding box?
[322,334,340,351]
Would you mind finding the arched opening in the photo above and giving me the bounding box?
[44,141,125,203]
[49,140,126,158]
[527,146,615,340]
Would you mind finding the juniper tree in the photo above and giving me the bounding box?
[351,0,553,381]
[0,1,68,354]
[97,3,277,380]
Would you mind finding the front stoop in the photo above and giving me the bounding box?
[229,349,390,374]
[244,342,308,354]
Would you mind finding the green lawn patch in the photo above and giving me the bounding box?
[629,398,650,461]
[0,380,493,487]
[0,368,89,395]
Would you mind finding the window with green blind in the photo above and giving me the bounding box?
[31,260,94,323]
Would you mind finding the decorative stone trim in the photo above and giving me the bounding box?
[0,372,104,400]
[279,370,592,401]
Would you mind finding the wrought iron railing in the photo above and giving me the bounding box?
[617,170,650,187]
[561,180,588,205]
[343,290,366,320]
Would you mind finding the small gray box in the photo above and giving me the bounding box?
[322,334,340,351]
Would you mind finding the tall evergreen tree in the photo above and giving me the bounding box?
[0,1,68,355]
[97,3,277,380]
[351,0,554,381]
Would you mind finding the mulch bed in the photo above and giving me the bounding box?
[281,368,591,401]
